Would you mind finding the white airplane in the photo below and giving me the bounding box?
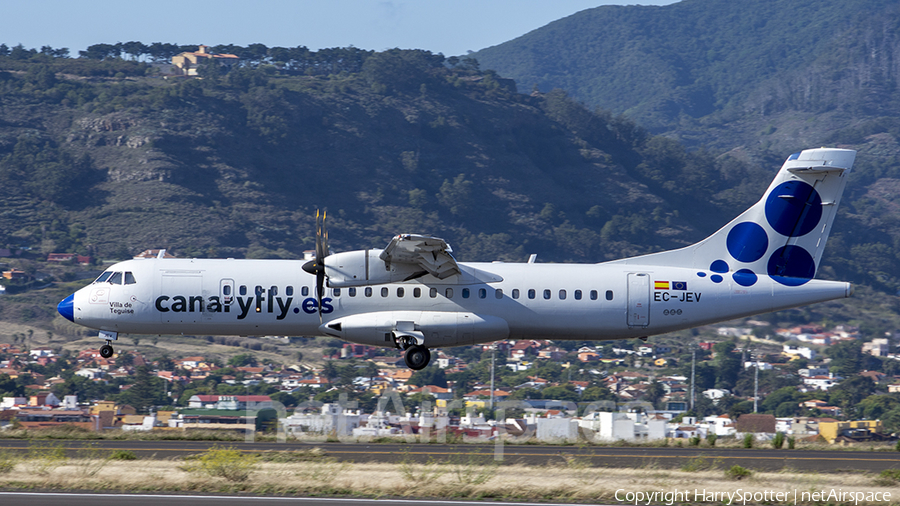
[58,148,856,370]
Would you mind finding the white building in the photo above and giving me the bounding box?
[282,403,362,436]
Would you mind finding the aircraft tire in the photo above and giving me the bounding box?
[99,344,114,358]
[404,345,431,370]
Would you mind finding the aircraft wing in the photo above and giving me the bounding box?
[379,234,461,280]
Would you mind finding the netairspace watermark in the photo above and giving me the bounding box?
[615,488,893,506]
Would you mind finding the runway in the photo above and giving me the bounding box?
[0,493,600,506]
[1,439,898,473]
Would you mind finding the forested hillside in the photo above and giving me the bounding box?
[0,43,898,302]
[471,0,900,146]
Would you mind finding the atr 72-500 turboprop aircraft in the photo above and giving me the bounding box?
[58,148,856,370]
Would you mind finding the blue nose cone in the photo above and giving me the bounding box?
[58,294,74,322]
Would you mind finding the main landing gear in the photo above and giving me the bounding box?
[98,330,118,358]
[404,345,431,370]
[396,334,431,370]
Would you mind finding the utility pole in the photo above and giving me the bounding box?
[753,351,759,413]
[489,345,495,413]
[690,346,696,411]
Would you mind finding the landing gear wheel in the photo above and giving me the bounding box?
[404,345,431,370]
[99,344,114,358]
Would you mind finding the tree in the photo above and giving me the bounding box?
[581,385,617,402]
[713,341,741,390]
[228,353,258,367]
[826,341,865,377]
[407,365,447,388]
[828,376,875,418]
[114,365,166,413]
[644,380,666,407]
[541,384,580,402]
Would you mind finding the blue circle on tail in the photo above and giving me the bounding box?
[767,245,815,286]
[726,222,769,263]
[733,269,758,287]
[765,181,822,237]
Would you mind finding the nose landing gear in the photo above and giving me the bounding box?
[98,330,118,359]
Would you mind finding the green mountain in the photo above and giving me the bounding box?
[470,0,900,146]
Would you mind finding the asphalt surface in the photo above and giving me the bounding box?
[1,439,898,473]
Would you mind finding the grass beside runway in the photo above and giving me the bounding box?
[0,446,898,504]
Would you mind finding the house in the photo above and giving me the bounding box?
[187,395,273,411]
[171,45,239,76]
[862,339,891,357]
[735,414,776,435]
[802,374,840,391]
[783,344,817,360]
[2,268,27,280]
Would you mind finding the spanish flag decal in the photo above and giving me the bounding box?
[654,281,669,290]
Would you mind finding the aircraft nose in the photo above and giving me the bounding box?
[57,294,74,322]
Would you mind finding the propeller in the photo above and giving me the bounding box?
[302,209,329,323]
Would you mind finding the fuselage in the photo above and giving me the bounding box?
[65,257,851,348]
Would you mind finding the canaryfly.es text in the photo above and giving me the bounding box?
[153,294,333,319]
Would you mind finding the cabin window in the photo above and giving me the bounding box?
[381,287,389,297]
[108,272,123,285]
[543,289,551,300]
[574,290,582,300]
[286,286,293,296]
[333,288,341,297]
[528,289,536,299]
[301,286,309,296]
[606,290,614,301]
[413,287,421,298]
[94,271,112,284]
[270,286,278,296]
[124,272,136,285]
[430,287,437,298]
[255,286,264,296]
[559,289,566,300]
[479,288,487,299]
[397,287,404,298]
[365,287,373,297]
[240,285,248,296]
[445,288,453,298]
[349,287,356,297]
[223,285,232,296]
[495,289,503,299]
[462,288,470,299]
[512,289,520,299]
[590,290,598,300]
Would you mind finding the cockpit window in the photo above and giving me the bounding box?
[94,271,112,284]
[124,271,136,285]
[108,272,123,285]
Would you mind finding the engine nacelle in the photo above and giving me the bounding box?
[325,249,426,287]
[319,311,509,347]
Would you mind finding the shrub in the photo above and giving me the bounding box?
[689,435,701,446]
[0,451,15,474]
[874,469,900,486]
[787,436,796,450]
[772,432,785,449]
[110,449,138,460]
[742,433,753,449]
[725,465,752,480]
[706,433,717,447]
[27,441,67,476]
[181,445,258,482]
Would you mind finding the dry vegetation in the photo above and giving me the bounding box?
[0,446,898,504]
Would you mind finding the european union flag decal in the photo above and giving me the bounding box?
[672,281,687,290]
